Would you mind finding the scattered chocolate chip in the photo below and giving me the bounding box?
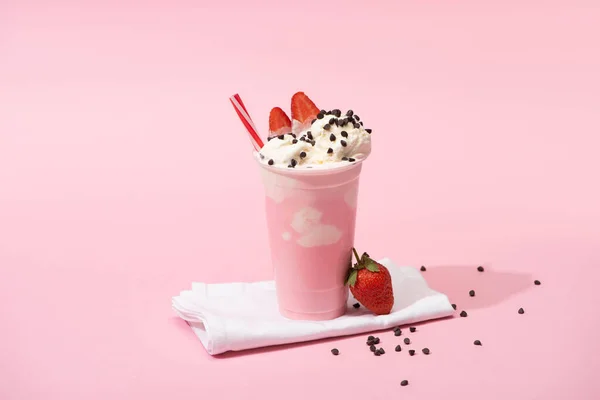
[346,110,354,117]
[395,345,402,352]
[300,151,307,159]
[368,335,374,341]
[352,302,359,308]
[359,121,363,126]
[299,136,306,141]
[290,133,296,138]
[267,136,273,141]
[367,339,374,346]
[331,348,339,355]
[324,124,331,131]
[268,159,274,166]
[474,340,482,346]
[394,330,402,336]
[311,119,316,124]
[354,115,360,121]
[373,337,380,345]
[317,113,324,119]
[307,131,312,139]
[518,308,525,314]
[332,109,341,117]
[327,148,333,154]
[393,326,401,332]
[341,131,348,138]
[460,311,468,317]
[329,133,336,141]
[310,140,316,146]
[341,140,347,147]
[292,139,298,144]
[409,327,416,333]
[348,158,355,162]
[328,117,336,124]
[278,135,285,140]
[534,280,541,285]
[374,350,381,356]
[452,304,457,310]
[420,266,426,271]
[290,159,297,167]
[379,348,385,354]
[469,290,475,297]
[401,380,409,386]
[404,338,410,345]
[353,122,361,129]
[477,266,484,272]
[408,350,415,356]
[365,128,372,133]
[320,109,326,114]
[422,348,430,355]
[370,344,377,352]
[342,157,349,161]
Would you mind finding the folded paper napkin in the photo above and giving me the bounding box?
[172,258,454,355]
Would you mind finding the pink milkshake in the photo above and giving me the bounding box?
[254,92,372,320]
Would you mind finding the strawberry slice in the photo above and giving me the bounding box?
[291,92,319,124]
[268,107,292,137]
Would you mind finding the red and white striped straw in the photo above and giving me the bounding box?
[229,93,264,151]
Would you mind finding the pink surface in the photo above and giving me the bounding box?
[1,1,600,399]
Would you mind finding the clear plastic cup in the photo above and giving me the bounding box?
[257,159,363,320]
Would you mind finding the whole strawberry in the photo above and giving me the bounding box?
[346,248,394,315]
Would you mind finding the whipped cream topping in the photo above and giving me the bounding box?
[257,110,372,169]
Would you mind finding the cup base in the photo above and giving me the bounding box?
[279,305,347,321]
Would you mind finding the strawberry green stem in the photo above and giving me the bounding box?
[352,247,361,264]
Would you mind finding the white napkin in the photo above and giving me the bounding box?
[172,258,454,355]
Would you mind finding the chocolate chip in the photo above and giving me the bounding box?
[278,135,284,140]
[404,338,410,345]
[320,109,326,114]
[307,132,313,140]
[534,280,541,285]
[452,304,457,310]
[409,327,416,333]
[401,380,409,386]
[373,337,380,345]
[460,311,468,317]
[299,136,306,141]
[368,335,374,340]
[353,122,360,129]
[292,139,298,144]
[354,115,360,121]
[408,350,415,356]
[477,266,484,272]
[290,159,297,167]
[365,128,372,133]
[346,110,354,117]
[348,158,355,162]
[328,118,335,124]
[422,348,430,355]
[420,266,426,271]
[370,344,376,352]
[341,157,348,161]
[367,339,374,346]
[300,151,307,159]
[469,290,475,297]
[317,113,324,119]
[341,131,348,138]
[374,350,381,356]
[311,119,316,124]
[395,345,402,352]
[352,302,359,308]
[379,348,385,354]
[518,308,525,314]
[290,133,296,138]
[474,340,482,346]
[329,133,336,141]
[393,326,401,332]
[331,348,339,355]
[340,140,347,147]
[268,159,274,166]
[327,148,333,154]
[394,330,402,337]
[360,121,363,126]
[332,109,341,117]
[324,124,331,131]
[310,140,316,146]
[267,136,273,141]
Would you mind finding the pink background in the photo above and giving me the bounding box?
[1,0,600,399]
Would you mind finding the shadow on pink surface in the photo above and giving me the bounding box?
[423,266,533,310]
